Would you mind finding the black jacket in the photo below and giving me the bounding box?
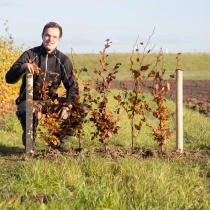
[5,44,78,104]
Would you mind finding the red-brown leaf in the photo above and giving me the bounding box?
[148,70,155,77]
[140,64,150,71]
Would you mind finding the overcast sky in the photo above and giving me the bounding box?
[0,0,209,54]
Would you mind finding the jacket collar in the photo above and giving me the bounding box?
[40,44,57,56]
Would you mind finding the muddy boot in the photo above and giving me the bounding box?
[50,134,71,152]
[57,135,72,152]
[55,144,71,152]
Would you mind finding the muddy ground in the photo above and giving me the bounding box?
[10,147,210,161]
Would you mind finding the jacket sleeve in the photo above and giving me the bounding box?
[5,51,30,84]
[61,56,79,101]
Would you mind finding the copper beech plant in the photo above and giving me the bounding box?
[82,39,121,152]
[146,52,181,151]
[114,34,154,153]
[145,50,174,152]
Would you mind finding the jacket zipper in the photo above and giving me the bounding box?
[40,53,48,99]
[44,53,48,81]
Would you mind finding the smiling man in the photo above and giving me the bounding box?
[5,22,80,152]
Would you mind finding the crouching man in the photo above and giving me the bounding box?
[5,22,86,152]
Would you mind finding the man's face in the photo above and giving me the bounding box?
[42,28,61,52]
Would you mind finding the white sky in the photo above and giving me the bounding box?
[0,0,209,54]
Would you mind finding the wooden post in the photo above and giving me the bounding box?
[176,69,183,152]
[26,70,33,154]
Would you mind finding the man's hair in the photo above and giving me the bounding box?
[42,22,62,38]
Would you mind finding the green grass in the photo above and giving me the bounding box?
[1,91,210,209]
[68,52,210,81]
[1,157,210,209]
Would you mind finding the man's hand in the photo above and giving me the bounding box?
[58,105,72,120]
[20,63,40,74]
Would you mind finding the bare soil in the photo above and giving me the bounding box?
[12,147,210,161]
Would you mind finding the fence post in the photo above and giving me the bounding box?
[26,70,33,154]
[176,69,183,152]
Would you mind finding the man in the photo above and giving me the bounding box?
[5,22,81,152]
